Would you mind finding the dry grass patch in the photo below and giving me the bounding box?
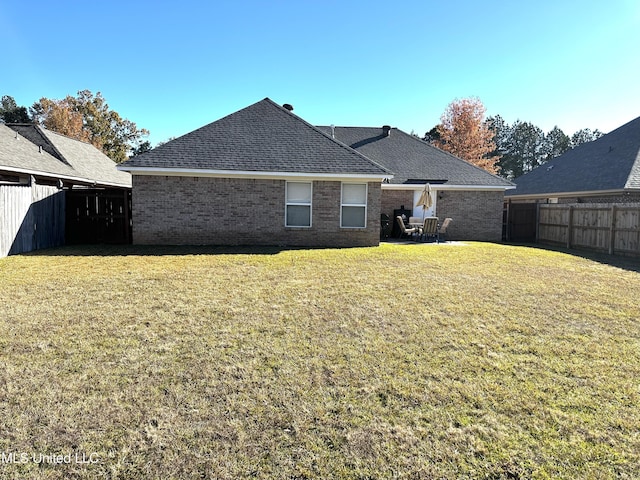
[1,243,639,479]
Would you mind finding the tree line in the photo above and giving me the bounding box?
[1,92,150,163]
[422,97,603,179]
[2,92,604,176]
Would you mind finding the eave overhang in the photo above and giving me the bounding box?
[118,166,392,183]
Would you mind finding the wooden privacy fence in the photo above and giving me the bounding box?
[0,182,65,257]
[538,203,640,256]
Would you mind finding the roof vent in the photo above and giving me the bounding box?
[283,103,294,111]
[382,125,391,137]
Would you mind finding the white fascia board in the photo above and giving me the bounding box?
[382,183,514,192]
[118,166,392,183]
[1,166,131,188]
[0,165,89,184]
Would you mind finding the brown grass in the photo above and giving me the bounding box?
[0,242,639,479]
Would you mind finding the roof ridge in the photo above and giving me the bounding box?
[38,125,97,146]
[262,99,393,176]
[144,98,276,155]
[35,126,75,166]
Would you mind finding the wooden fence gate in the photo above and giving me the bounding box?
[66,189,131,245]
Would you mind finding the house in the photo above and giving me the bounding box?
[117,98,392,247]
[119,98,515,247]
[506,115,640,204]
[318,126,515,241]
[0,124,131,257]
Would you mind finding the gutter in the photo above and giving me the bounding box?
[506,188,629,200]
[117,166,392,183]
[0,165,131,189]
[382,183,515,191]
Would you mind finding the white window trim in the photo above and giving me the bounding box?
[285,181,312,228]
[340,182,368,229]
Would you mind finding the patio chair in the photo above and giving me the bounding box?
[396,216,418,240]
[438,217,453,242]
[421,217,439,243]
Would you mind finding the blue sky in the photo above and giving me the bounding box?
[1,0,639,146]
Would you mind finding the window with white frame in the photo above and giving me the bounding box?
[341,183,367,228]
[285,181,312,227]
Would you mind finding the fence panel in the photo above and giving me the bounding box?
[537,203,640,256]
[1,182,65,257]
[614,207,640,255]
[538,205,569,246]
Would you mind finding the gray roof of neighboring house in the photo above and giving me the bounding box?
[39,128,132,188]
[1,124,131,188]
[507,115,640,197]
[0,123,80,180]
[317,126,514,187]
[119,98,391,177]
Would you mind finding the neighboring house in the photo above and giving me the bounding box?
[506,115,640,203]
[118,98,392,247]
[0,124,131,257]
[318,126,515,241]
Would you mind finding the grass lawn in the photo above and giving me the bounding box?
[1,242,639,479]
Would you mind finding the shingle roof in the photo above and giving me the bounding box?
[119,98,391,177]
[0,124,80,180]
[39,128,131,188]
[507,115,640,197]
[317,126,513,187]
[2,124,131,188]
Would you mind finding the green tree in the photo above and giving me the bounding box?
[422,126,441,144]
[130,140,152,157]
[542,126,571,160]
[31,90,149,163]
[571,128,604,148]
[487,117,601,179]
[0,95,31,123]
[485,115,510,160]
[489,119,544,179]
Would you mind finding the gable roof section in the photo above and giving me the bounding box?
[39,128,132,188]
[508,115,640,197]
[317,126,513,188]
[119,98,391,179]
[2,124,131,188]
[0,124,83,182]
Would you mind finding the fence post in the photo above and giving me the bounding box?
[535,203,540,242]
[608,205,616,255]
[124,189,131,244]
[566,206,573,249]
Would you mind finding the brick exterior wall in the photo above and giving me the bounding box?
[132,176,381,247]
[381,188,505,241]
[380,189,414,220]
[436,190,505,241]
[557,193,640,204]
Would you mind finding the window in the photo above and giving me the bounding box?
[285,182,312,227]
[341,183,367,228]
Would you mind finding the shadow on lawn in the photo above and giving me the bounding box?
[22,244,296,257]
[507,242,640,274]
